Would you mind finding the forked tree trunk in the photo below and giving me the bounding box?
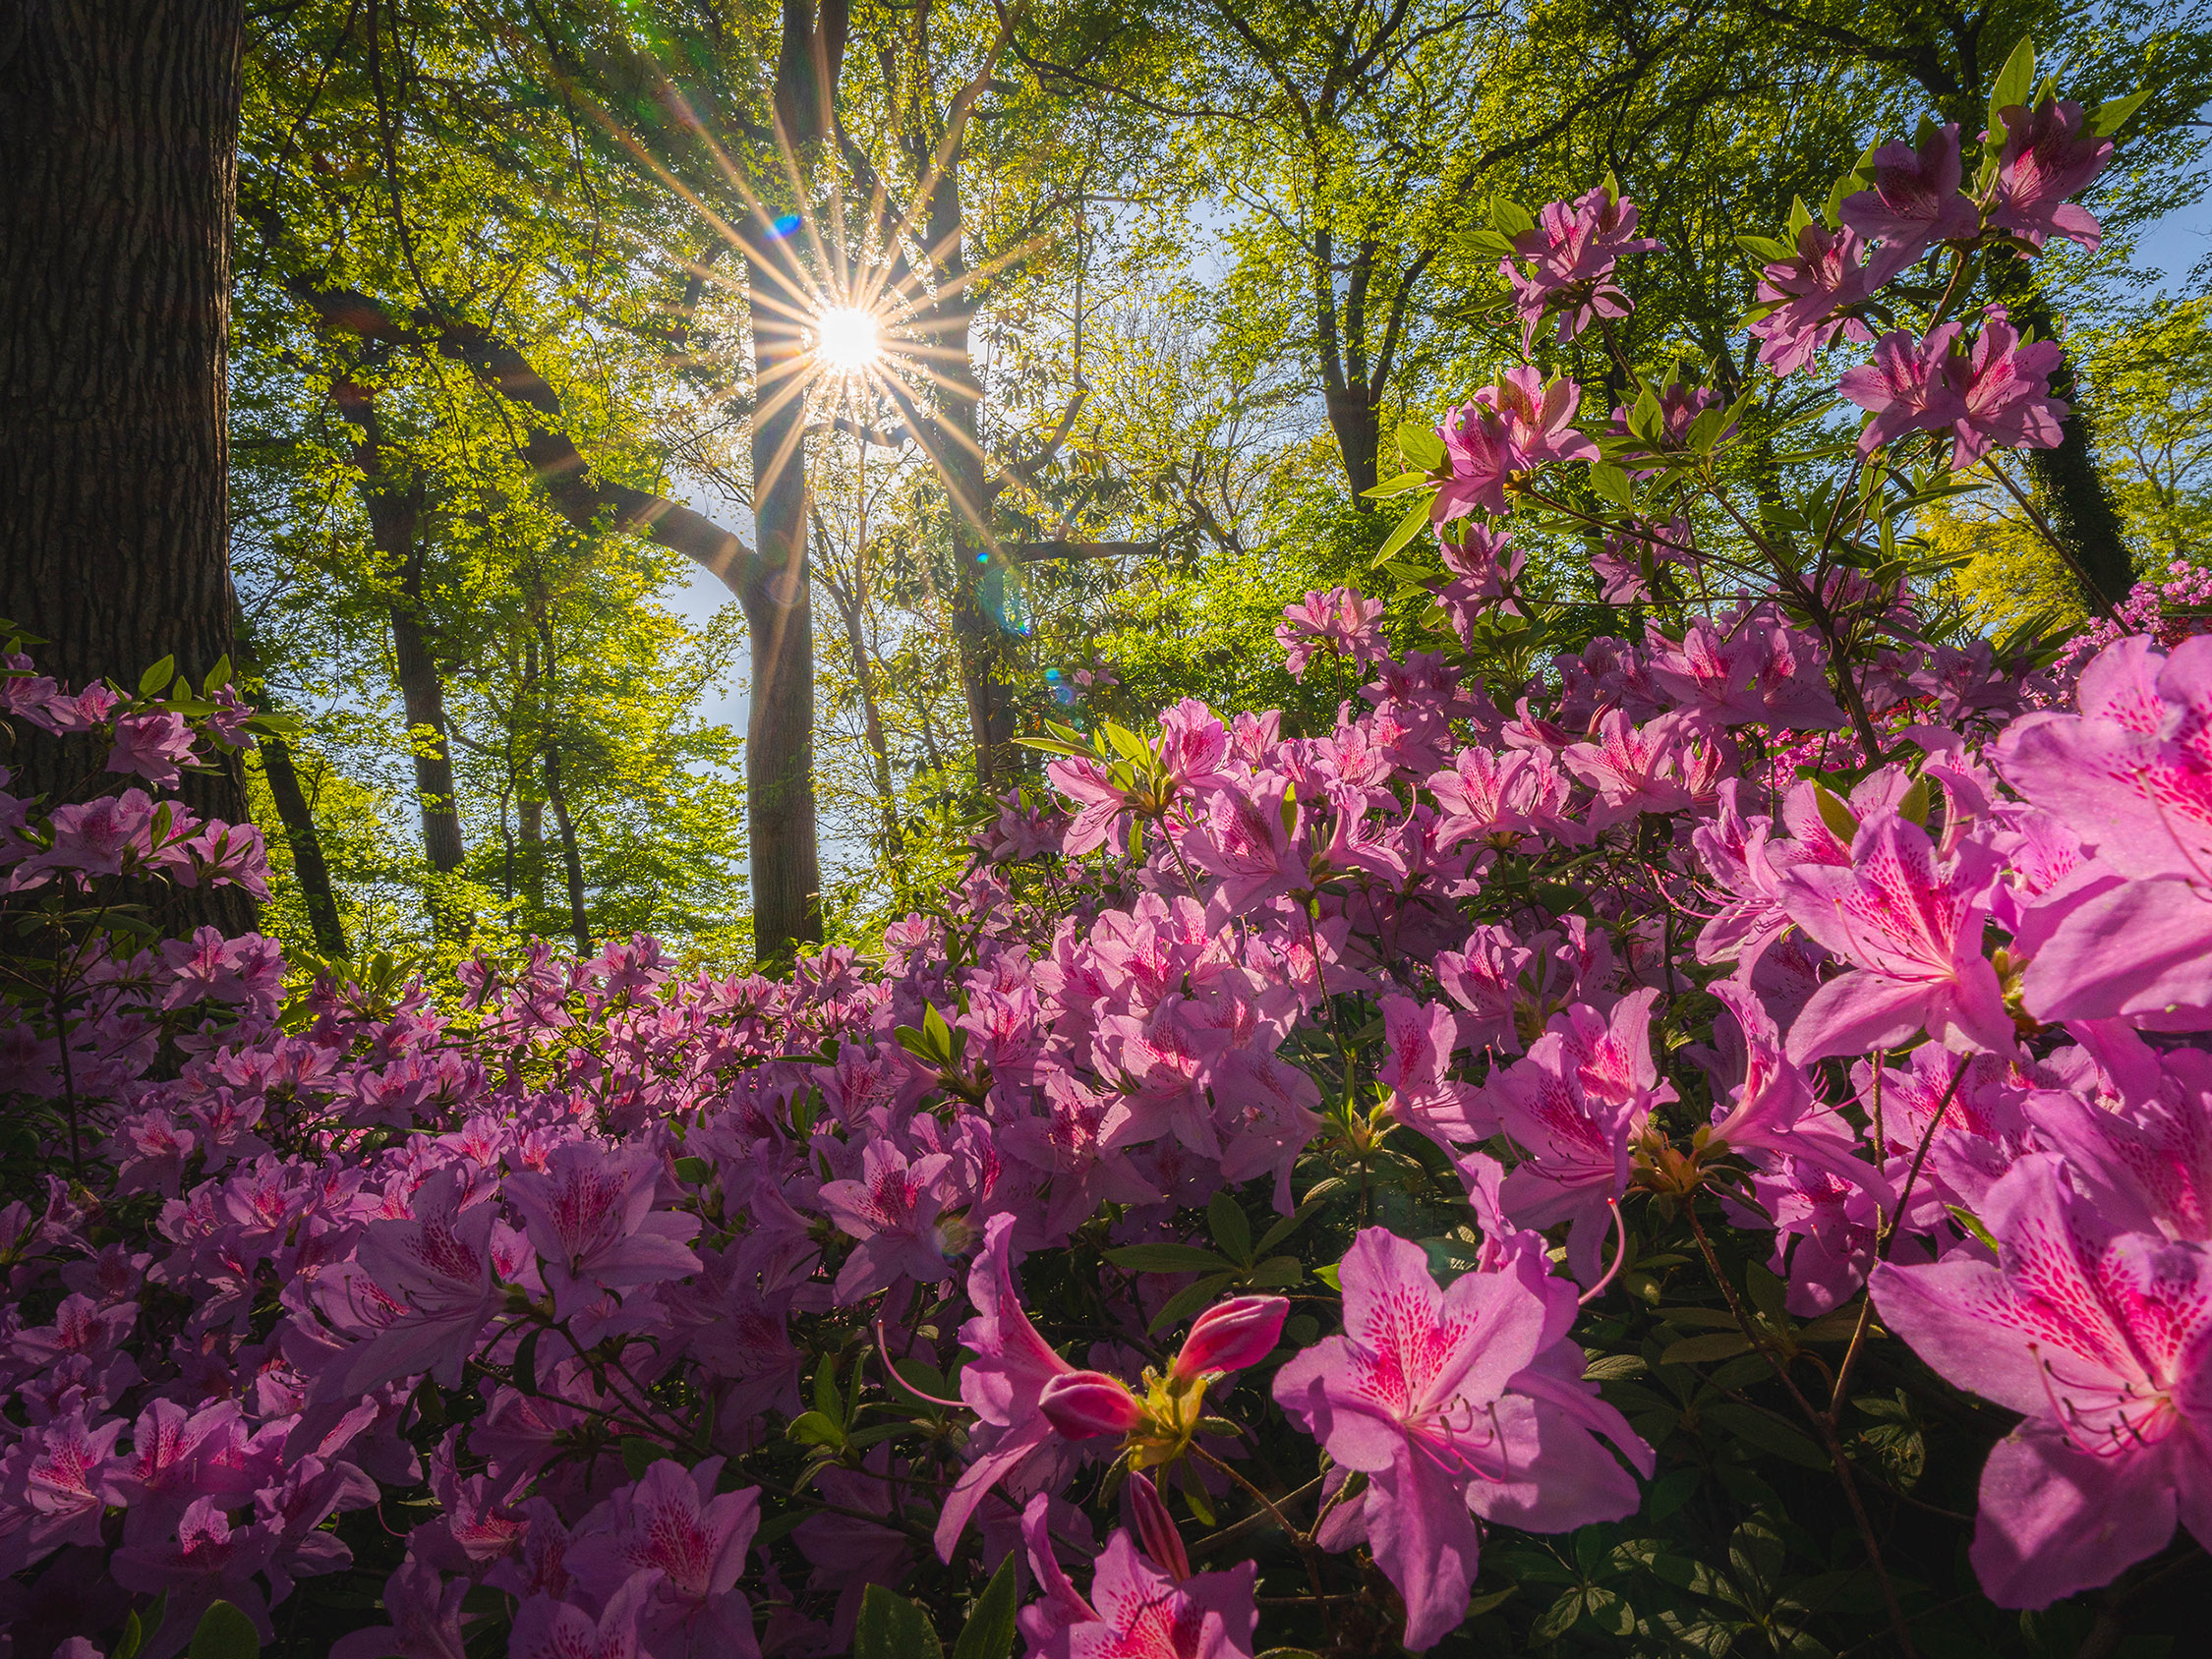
[0,0,251,932]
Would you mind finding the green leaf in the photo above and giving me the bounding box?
[1254,1197,1323,1256]
[1395,420,1445,472]
[618,1437,665,1479]
[1812,783,1858,844]
[1312,1261,1342,1291]
[952,1556,1021,1659]
[921,1001,959,1063]
[672,1155,713,1184]
[1245,1254,1306,1289]
[1374,491,1434,564]
[115,1611,146,1659]
[856,1585,946,1659]
[1206,1193,1252,1266]
[1104,1243,1234,1274]
[1704,1403,1832,1469]
[2091,88,2152,137]
[1745,1262,1790,1324]
[1947,1203,2000,1251]
[511,1327,543,1397]
[1661,1332,1755,1366]
[1988,36,2037,143]
[138,655,177,698]
[1582,1352,1648,1382]
[1589,462,1633,508]
[786,1409,847,1448]
[1489,193,1535,238]
[1146,1271,1241,1335]
[203,654,233,693]
[1365,470,1434,497]
[189,1601,262,1659]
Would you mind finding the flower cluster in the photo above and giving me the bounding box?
[1,40,2191,1659]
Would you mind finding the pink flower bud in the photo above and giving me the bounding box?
[1123,1472,1191,1580]
[1038,1369,1142,1440]
[1171,1295,1289,1381]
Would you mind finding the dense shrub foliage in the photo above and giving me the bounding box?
[4,40,2207,1659]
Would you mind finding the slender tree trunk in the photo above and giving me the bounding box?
[519,798,547,914]
[0,0,250,933]
[541,743,590,955]
[387,546,467,880]
[260,734,347,956]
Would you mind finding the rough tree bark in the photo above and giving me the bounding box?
[0,0,252,932]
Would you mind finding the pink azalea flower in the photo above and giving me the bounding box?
[819,1139,968,1301]
[1486,993,1675,1281]
[15,788,160,887]
[1275,588,1385,678]
[323,1167,502,1394]
[1871,1154,2212,1607]
[511,1577,655,1659]
[1948,307,2068,467]
[106,710,199,786]
[566,1458,760,1658]
[1433,368,1599,522]
[1019,1497,1258,1659]
[505,1141,702,1321]
[1748,223,1880,373]
[1777,813,2015,1062]
[938,1214,1077,1559]
[1998,635,2212,1022]
[1839,122,1980,264]
[1273,1229,1645,1649]
[1377,993,1493,1147]
[1500,186,1661,350]
[1987,98,2112,252]
[1838,322,1969,455]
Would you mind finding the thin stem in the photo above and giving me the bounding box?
[1685,1205,1920,1659]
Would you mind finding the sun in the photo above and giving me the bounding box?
[814,306,881,372]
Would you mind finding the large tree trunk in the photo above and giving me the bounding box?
[742,243,825,967]
[737,0,843,969]
[0,0,250,929]
[387,548,466,879]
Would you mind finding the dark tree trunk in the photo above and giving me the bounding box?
[0,0,250,931]
[736,0,843,969]
[1991,267,2136,606]
[740,259,824,967]
[260,734,346,956]
[386,547,466,879]
[541,743,590,955]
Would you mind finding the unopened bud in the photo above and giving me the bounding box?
[1172,1295,1289,1381]
[1039,1369,1142,1440]
[1124,1472,1192,1579]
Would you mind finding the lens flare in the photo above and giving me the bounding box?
[815,307,881,371]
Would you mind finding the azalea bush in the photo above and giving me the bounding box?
[3,37,2207,1659]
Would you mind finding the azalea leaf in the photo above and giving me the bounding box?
[1104,1243,1235,1274]
[952,1557,1020,1659]
[137,655,177,698]
[1254,1197,1324,1256]
[189,1601,261,1659]
[857,1585,945,1659]
[1206,1192,1252,1266]
[2091,88,2152,138]
[1987,36,2037,135]
[1661,1332,1756,1366]
[1373,492,1434,565]
[1147,1271,1242,1335]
